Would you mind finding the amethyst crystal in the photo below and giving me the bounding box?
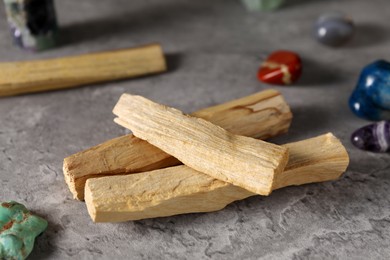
[351,121,390,152]
[3,0,58,51]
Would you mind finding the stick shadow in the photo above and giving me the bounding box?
[267,104,335,144]
[59,2,216,46]
[283,0,316,8]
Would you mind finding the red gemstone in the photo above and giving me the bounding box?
[257,50,302,85]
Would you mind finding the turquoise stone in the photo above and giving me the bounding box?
[241,0,285,11]
[3,0,58,51]
[349,60,390,121]
[0,201,48,260]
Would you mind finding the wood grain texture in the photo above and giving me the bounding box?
[85,133,350,222]
[0,44,166,97]
[64,89,292,200]
[113,94,290,195]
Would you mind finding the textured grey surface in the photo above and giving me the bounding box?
[0,0,390,259]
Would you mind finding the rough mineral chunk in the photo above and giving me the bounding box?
[0,201,48,260]
[3,0,58,51]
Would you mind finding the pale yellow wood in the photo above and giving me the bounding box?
[113,94,290,195]
[85,133,350,222]
[191,89,292,139]
[64,89,292,200]
[0,44,166,96]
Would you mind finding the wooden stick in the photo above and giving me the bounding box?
[0,44,166,96]
[64,89,292,200]
[113,94,290,195]
[85,133,350,222]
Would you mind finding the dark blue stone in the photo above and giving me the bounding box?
[351,121,390,152]
[349,60,390,121]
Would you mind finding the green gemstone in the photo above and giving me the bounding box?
[241,0,285,11]
[3,0,58,51]
[0,201,48,260]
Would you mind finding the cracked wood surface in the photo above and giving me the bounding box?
[113,93,290,195]
[64,89,292,200]
[85,133,349,222]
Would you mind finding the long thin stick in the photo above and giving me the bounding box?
[113,94,290,195]
[0,44,166,96]
[85,133,349,222]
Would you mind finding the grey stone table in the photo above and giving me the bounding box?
[1,0,389,259]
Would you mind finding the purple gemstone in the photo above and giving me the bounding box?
[351,121,390,152]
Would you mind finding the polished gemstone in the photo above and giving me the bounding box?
[314,12,354,47]
[0,201,48,260]
[3,0,58,51]
[257,50,302,85]
[349,60,390,121]
[241,0,285,11]
[351,121,390,152]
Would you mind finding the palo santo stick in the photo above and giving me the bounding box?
[0,44,166,97]
[64,89,292,200]
[85,133,350,222]
[113,94,290,195]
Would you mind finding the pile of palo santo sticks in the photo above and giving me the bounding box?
[63,89,349,223]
